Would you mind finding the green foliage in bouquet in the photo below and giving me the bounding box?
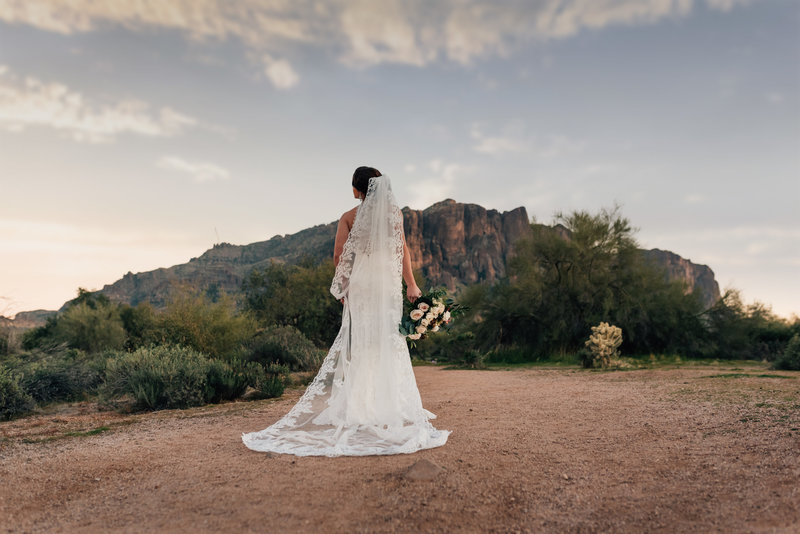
[399,287,466,349]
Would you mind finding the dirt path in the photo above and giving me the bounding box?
[1,365,798,533]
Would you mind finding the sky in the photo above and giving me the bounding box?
[0,0,798,319]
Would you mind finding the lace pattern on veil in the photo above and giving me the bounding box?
[241,175,450,457]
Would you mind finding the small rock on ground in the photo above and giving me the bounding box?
[404,458,445,480]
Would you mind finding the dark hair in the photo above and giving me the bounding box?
[352,166,382,197]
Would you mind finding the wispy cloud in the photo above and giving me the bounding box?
[0,66,197,143]
[407,159,469,209]
[470,121,583,158]
[157,156,231,183]
[262,55,300,90]
[0,0,760,76]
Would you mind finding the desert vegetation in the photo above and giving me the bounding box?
[0,288,316,420]
[2,206,797,421]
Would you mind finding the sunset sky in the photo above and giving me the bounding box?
[1,0,798,318]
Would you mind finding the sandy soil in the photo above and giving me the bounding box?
[1,364,798,533]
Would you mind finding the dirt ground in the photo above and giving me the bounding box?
[1,364,798,533]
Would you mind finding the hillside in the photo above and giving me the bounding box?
[4,199,720,325]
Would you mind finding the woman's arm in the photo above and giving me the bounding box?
[333,213,350,268]
[402,233,422,302]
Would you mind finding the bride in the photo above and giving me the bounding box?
[241,166,451,457]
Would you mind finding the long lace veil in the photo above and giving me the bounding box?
[242,175,450,456]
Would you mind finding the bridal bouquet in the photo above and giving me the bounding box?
[399,287,464,348]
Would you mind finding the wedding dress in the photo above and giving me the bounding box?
[241,175,451,457]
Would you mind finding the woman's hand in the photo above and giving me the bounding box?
[406,284,422,303]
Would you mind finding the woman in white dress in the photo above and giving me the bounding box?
[241,167,451,457]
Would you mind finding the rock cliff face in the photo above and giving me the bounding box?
[7,200,719,321]
[402,199,530,288]
[0,310,56,332]
[642,249,721,308]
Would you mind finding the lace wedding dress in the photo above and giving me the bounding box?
[241,175,451,457]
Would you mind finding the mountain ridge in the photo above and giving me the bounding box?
[3,199,721,327]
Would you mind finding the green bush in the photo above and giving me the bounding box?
[244,325,324,372]
[156,293,257,359]
[102,345,287,410]
[483,345,536,365]
[19,351,103,404]
[102,345,210,410]
[773,334,800,371]
[461,349,486,369]
[0,329,9,356]
[54,301,127,353]
[248,362,289,399]
[205,358,265,403]
[242,259,343,346]
[119,302,159,351]
[0,367,35,420]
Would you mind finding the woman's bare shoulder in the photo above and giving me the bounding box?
[339,206,358,227]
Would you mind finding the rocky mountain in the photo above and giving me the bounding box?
[642,249,720,308]
[2,199,721,327]
[0,309,57,334]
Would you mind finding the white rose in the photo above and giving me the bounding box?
[408,333,421,340]
[421,318,430,327]
[415,325,427,334]
[443,311,451,322]
[431,325,440,332]
[409,309,424,321]
[418,302,430,312]
[434,305,445,315]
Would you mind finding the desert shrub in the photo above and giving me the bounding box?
[248,362,290,399]
[18,350,103,404]
[483,345,537,365]
[418,331,474,362]
[205,358,265,403]
[461,349,486,369]
[156,292,257,359]
[242,259,343,346]
[53,301,127,353]
[0,367,35,420]
[773,334,800,371]
[582,322,623,368]
[119,302,159,351]
[0,329,9,356]
[21,316,60,351]
[244,325,324,372]
[102,345,210,410]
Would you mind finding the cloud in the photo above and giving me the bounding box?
[470,121,583,158]
[0,67,197,143]
[157,156,231,183]
[407,159,468,208]
[704,0,755,11]
[263,56,300,90]
[0,0,760,73]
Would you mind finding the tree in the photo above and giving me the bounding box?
[53,301,126,353]
[473,206,708,359]
[242,259,343,347]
